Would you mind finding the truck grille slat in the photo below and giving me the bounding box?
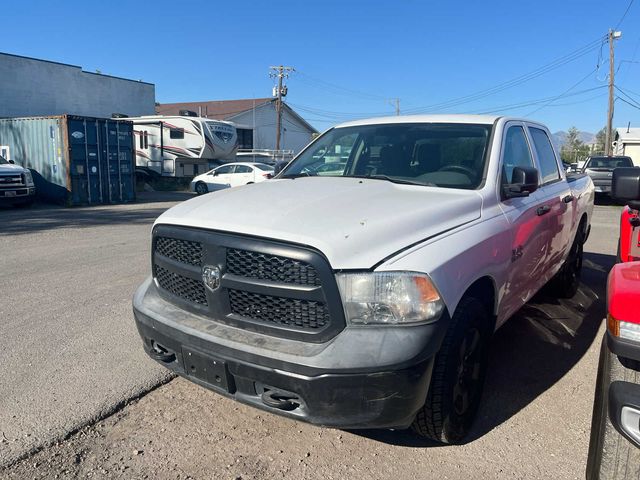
[226,248,320,286]
[155,266,208,305]
[228,289,329,329]
[155,237,203,266]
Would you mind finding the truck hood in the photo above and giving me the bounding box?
[157,177,483,269]
[0,163,26,174]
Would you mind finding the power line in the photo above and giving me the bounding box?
[615,86,640,108]
[295,70,388,101]
[617,96,640,110]
[401,35,606,114]
[616,0,635,28]
[476,85,606,114]
[525,68,599,116]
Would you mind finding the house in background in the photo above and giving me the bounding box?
[156,98,318,156]
[613,127,640,166]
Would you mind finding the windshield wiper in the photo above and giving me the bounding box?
[349,174,435,187]
[279,172,316,179]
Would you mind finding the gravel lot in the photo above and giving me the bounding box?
[0,199,620,479]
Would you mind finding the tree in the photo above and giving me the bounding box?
[561,126,590,164]
[595,127,607,154]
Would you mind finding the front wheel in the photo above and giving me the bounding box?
[194,182,208,195]
[411,297,492,444]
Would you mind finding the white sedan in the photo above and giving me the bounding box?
[190,162,275,195]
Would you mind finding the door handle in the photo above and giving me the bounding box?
[562,195,575,203]
[536,205,551,216]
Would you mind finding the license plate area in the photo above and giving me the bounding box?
[3,190,16,197]
[182,348,234,392]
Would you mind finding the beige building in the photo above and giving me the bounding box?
[613,127,640,166]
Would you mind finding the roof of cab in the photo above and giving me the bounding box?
[335,114,502,128]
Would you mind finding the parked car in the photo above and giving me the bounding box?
[0,155,36,207]
[190,162,274,195]
[134,115,594,444]
[581,155,634,195]
[586,167,640,479]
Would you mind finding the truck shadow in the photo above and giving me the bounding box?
[0,192,193,236]
[354,251,614,447]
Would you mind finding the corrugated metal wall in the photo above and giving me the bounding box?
[0,115,135,205]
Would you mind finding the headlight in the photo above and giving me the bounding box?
[335,271,444,326]
[23,170,33,185]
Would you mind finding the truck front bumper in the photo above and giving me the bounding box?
[133,277,447,430]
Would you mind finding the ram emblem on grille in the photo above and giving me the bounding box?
[202,265,221,291]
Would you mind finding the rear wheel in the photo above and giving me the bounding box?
[411,297,492,444]
[550,228,584,298]
[195,182,208,195]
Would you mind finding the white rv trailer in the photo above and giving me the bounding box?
[120,114,238,178]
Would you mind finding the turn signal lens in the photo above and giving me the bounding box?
[608,313,640,342]
[335,272,444,325]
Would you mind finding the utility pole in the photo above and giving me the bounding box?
[605,29,622,156]
[388,98,400,115]
[269,65,294,150]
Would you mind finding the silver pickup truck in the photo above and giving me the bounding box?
[133,115,594,444]
[581,155,634,195]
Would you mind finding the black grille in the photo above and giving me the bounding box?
[229,289,330,330]
[155,237,203,266]
[227,248,321,286]
[156,266,207,305]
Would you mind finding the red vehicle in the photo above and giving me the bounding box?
[618,205,640,263]
[587,167,640,479]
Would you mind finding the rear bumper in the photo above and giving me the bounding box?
[133,276,446,429]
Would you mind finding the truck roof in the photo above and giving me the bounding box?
[335,114,502,128]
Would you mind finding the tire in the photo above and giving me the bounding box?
[195,182,208,195]
[586,336,640,479]
[411,297,492,444]
[550,227,584,298]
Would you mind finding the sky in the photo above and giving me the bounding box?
[3,0,640,134]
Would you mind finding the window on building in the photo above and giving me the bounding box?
[237,128,254,150]
[170,128,184,139]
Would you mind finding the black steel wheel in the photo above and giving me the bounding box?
[412,296,492,444]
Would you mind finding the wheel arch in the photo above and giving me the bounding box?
[456,276,498,331]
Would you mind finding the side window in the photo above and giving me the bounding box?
[215,165,235,175]
[235,165,252,173]
[144,131,148,149]
[170,128,184,140]
[138,131,143,149]
[502,126,534,185]
[529,127,560,184]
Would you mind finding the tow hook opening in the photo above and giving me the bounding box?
[261,389,301,411]
[149,340,176,363]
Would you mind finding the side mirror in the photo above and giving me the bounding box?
[211,170,219,176]
[503,166,539,198]
[612,167,640,210]
[8,159,15,164]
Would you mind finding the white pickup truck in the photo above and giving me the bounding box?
[133,115,594,444]
[0,155,36,207]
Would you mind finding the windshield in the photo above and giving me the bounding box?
[0,155,8,165]
[585,156,633,169]
[281,123,492,189]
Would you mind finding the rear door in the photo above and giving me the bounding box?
[526,125,574,279]
[233,164,254,185]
